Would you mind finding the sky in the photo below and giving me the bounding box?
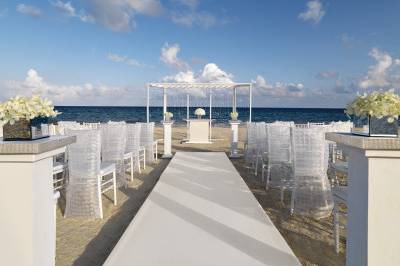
[0,0,400,107]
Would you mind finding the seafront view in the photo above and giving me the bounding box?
[1,1,400,266]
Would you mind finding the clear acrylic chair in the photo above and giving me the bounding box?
[329,142,348,253]
[140,122,158,164]
[244,122,257,164]
[101,123,127,186]
[65,129,117,219]
[290,126,333,219]
[253,122,267,177]
[264,122,294,201]
[42,123,68,191]
[124,123,146,181]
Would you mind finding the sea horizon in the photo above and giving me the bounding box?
[54,106,349,125]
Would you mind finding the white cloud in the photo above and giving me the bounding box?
[298,0,325,24]
[16,4,41,17]
[359,48,393,89]
[252,75,305,97]
[51,0,94,23]
[316,71,338,79]
[77,0,164,32]
[4,69,130,105]
[333,79,355,94]
[164,63,233,84]
[127,0,164,16]
[160,43,190,70]
[171,11,216,28]
[198,63,233,83]
[107,53,141,67]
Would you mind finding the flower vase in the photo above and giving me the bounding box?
[351,116,398,137]
[3,117,50,141]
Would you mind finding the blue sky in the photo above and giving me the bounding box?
[1,0,400,107]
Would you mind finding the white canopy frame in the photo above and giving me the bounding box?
[146,82,253,122]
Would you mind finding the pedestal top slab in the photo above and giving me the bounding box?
[0,135,76,154]
[326,132,400,150]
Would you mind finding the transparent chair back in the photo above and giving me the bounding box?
[255,122,267,157]
[245,122,258,163]
[126,123,141,154]
[266,123,293,187]
[57,121,80,135]
[291,127,333,218]
[101,123,127,186]
[140,122,155,162]
[64,129,102,218]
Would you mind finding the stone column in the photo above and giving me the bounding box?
[162,121,173,158]
[229,120,241,158]
[326,132,400,266]
[0,136,76,266]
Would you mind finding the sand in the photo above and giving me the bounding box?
[55,125,345,266]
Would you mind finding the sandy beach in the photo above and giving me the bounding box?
[56,125,345,266]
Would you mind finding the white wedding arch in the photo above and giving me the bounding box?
[146,82,252,143]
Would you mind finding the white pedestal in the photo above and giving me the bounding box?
[326,133,400,266]
[0,136,75,266]
[229,120,241,158]
[186,119,212,144]
[162,121,173,158]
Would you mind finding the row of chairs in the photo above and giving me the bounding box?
[245,121,350,252]
[44,121,159,219]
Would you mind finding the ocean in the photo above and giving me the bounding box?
[54,106,349,125]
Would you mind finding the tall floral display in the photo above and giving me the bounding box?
[0,96,59,140]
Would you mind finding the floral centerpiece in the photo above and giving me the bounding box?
[194,108,206,119]
[164,111,173,122]
[345,90,400,137]
[230,111,238,121]
[0,96,59,140]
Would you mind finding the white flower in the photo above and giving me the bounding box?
[0,95,59,124]
[164,112,173,120]
[345,90,400,123]
[194,108,206,116]
[230,111,238,120]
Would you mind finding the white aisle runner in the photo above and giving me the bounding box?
[105,152,300,266]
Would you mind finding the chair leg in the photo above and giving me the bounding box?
[113,171,117,206]
[143,150,146,170]
[261,163,265,183]
[97,178,103,219]
[255,156,259,176]
[130,156,134,181]
[290,185,295,215]
[137,156,141,174]
[266,164,271,190]
[334,204,340,253]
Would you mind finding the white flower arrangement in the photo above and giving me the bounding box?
[230,111,238,120]
[345,90,400,123]
[194,108,206,118]
[164,111,173,121]
[0,95,59,125]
